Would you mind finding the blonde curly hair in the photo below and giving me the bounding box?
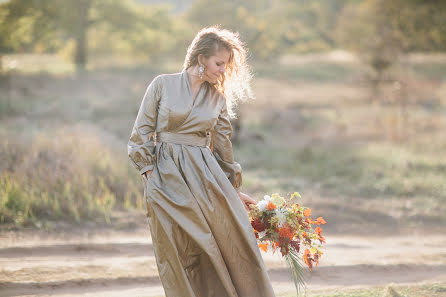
[183,25,255,118]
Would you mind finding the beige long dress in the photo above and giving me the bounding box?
[128,69,276,297]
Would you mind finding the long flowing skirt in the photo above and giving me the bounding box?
[143,142,276,297]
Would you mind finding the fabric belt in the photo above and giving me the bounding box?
[156,131,211,147]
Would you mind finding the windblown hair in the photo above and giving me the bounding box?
[183,25,254,118]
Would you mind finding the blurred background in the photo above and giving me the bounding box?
[0,1,445,296]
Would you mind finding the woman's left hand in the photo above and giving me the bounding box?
[238,191,257,211]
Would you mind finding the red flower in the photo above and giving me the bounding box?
[298,217,310,229]
[297,217,302,224]
[290,240,300,253]
[251,217,266,232]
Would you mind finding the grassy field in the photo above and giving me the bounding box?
[0,52,445,234]
[281,282,446,297]
[144,282,446,297]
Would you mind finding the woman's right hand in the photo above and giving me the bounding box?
[238,191,257,211]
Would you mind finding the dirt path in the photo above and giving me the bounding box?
[1,212,445,297]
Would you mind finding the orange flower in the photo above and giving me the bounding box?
[258,243,268,252]
[303,208,312,217]
[313,253,320,267]
[271,241,279,254]
[303,248,313,270]
[279,225,294,240]
[314,226,325,243]
[316,217,326,224]
[267,201,276,210]
[319,235,326,244]
[306,217,318,224]
[302,231,312,244]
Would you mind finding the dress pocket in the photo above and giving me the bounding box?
[143,168,155,182]
[143,168,156,201]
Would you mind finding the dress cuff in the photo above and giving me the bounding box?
[215,156,242,191]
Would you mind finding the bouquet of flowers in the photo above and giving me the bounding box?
[248,192,326,296]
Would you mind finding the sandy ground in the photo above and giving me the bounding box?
[0,211,445,297]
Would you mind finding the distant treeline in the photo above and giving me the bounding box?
[0,0,445,70]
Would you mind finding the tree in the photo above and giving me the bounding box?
[185,0,281,61]
[336,0,446,140]
[0,0,177,72]
[276,0,352,53]
[186,0,357,59]
[336,0,446,96]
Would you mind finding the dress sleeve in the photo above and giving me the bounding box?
[211,100,243,192]
[128,76,162,175]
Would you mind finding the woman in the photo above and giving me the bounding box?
[128,26,276,297]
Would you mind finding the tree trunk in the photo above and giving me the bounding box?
[74,0,91,73]
[231,104,242,145]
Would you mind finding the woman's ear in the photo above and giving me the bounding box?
[198,54,206,66]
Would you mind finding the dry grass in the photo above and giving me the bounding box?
[0,125,142,226]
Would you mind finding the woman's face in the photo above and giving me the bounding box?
[199,48,231,84]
